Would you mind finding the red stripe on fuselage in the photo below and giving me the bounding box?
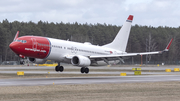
[9,36,51,59]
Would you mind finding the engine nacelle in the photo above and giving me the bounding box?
[29,58,47,64]
[71,55,91,67]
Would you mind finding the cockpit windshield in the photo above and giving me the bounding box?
[14,39,27,43]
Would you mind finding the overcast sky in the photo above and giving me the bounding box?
[0,0,179,27]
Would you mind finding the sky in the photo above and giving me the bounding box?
[0,0,179,27]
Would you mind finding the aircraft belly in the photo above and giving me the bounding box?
[91,60,120,66]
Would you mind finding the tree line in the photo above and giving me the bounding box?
[0,19,180,64]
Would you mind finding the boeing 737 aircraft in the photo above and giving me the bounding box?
[9,15,173,74]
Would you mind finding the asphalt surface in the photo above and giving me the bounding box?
[0,65,180,86]
[0,65,179,70]
[0,65,180,75]
[1,75,180,86]
[0,71,180,75]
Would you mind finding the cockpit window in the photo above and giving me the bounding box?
[14,39,27,43]
[22,40,27,43]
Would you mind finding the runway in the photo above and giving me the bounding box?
[0,65,180,75]
[0,65,179,70]
[1,71,180,75]
[0,65,180,86]
[1,75,180,86]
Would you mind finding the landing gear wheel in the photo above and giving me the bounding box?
[81,67,89,74]
[85,68,89,74]
[20,60,24,65]
[59,66,64,72]
[55,66,60,72]
[55,66,64,72]
[81,67,85,73]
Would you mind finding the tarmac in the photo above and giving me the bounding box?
[1,75,180,86]
[0,65,180,86]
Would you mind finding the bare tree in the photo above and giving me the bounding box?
[146,33,158,63]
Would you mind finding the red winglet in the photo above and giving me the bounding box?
[165,38,173,51]
[13,31,19,41]
[127,15,133,21]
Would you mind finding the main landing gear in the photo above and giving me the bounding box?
[55,63,64,72]
[81,67,89,74]
[55,63,89,74]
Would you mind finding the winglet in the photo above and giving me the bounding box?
[13,31,19,41]
[164,38,173,51]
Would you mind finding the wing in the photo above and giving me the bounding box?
[90,38,173,59]
[90,51,162,58]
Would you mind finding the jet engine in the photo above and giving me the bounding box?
[71,55,91,67]
[29,58,47,64]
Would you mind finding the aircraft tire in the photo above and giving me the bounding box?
[20,61,24,65]
[59,66,64,72]
[85,68,89,74]
[55,66,59,72]
[81,67,85,73]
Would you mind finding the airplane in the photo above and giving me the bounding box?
[9,15,173,74]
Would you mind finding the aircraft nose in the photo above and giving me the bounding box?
[9,42,20,53]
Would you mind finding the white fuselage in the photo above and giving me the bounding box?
[46,38,125,65]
